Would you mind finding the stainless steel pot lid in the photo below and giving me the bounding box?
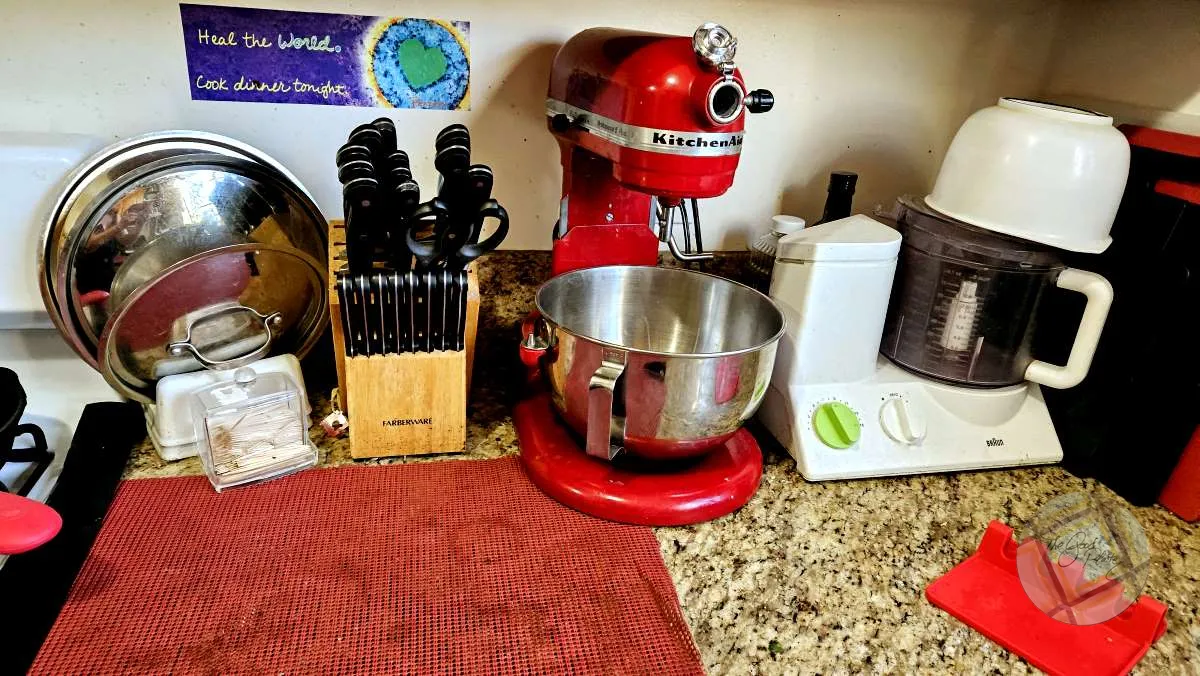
[65,153,326,357]
[97,244,325,403]
[40,131,325,367]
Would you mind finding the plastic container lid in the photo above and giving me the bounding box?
[775,214,901,262]
[191,367,316,492]
[770,215,806,235]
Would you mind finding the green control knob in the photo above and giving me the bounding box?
[812,401,861,449]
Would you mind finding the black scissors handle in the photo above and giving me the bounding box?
[405,198,452,272]
[448,200,509,270]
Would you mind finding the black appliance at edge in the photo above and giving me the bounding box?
[1038,125,1200,506]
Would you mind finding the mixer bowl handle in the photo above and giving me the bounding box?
[1024,268,1114,389]
[586,352,627,461]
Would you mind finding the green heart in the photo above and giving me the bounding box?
[397,38,447,89]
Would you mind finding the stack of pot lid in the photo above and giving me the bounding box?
[39,131,328,403]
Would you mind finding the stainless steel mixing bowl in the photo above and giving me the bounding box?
[529,266,785,461]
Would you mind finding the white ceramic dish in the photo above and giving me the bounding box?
[927,98,1130,254]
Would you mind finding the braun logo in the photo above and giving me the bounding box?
[986,438,1005,447]
[651,132,743,149]
[383,417,432,427]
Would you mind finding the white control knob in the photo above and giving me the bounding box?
[879,396,927,445]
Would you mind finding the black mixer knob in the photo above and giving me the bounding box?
[550,114,573,133]
[746,89,774,114]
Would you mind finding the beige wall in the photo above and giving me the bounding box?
[1,0,1062,249]
[1040,0,1200,134]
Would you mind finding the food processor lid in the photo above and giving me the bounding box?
[96,244,325,404]
[776,214,901,262]
[897,196,1064,270]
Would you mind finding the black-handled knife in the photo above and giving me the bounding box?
[337,274,357,357]
[371,118,397,157]
[336,143,373,167]
[353,274,371,356]
[343,176,378,276]
[337,159,375,184]
[366,273,385,356]
[413,271,429,353]
[461,165,494,242]
[436,124,470,152]
[349,125,383,152]
[391,180,421,272]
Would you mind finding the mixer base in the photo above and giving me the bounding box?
[514,393,763,526]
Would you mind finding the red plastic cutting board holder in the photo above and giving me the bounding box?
[926,521,1168,676]
[31,457,704,675]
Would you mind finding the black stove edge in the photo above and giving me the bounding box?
[0,401,144,676]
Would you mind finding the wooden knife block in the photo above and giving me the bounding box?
[327,222,480,458]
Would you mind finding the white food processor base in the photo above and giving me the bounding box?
[758,358,1063,481]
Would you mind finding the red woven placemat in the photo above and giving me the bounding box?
[32,457,702,675]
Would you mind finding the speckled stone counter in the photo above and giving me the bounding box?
[123,252,1200,674]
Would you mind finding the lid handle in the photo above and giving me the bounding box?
[167,305,283,371]
[1024,268,1113,389]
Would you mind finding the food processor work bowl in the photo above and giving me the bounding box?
[525,266,785,461]
[880,196,1113,389]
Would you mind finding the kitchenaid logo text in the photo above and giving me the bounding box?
[545,99,745,156]
[652,132,744,149]
[986,437,1005,447]
[383,417,433,427]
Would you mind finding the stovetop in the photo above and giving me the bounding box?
[0,424,55,497]
[0,329,121,572]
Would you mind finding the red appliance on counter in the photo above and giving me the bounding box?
[1160,425,1200,521]
[515,23,774,525]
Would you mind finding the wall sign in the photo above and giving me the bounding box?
[179,4,470,110]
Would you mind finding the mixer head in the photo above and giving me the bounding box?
[546,23,772,268]
[547,22,772,200]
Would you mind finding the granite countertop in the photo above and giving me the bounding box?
[123,252,1200,674]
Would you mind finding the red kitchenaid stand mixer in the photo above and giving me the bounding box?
[515,23,774,525]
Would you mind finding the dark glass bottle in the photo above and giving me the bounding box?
[814,171,858,225]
